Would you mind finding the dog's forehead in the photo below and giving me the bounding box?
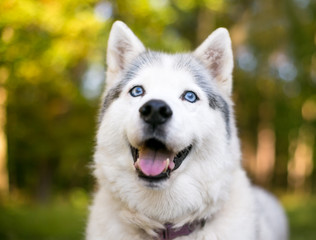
[132,57,197,88]
[124,51,213,90]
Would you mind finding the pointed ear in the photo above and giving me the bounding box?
[106,21,145,86]
[193,28,234,96]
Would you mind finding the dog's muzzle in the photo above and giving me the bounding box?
[130,100,192,183]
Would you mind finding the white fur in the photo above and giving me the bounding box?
[86,21,288,240]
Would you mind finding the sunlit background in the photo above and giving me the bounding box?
[0,0,316,239]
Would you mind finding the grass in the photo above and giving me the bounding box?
[0,188,89,240]
[281,194,316,240]
[0,193,315,240]
[0,203,87,240]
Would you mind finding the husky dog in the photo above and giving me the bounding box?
[86,21,288,240]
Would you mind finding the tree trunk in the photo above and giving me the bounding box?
[0,67,9,196]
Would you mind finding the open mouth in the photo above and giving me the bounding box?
[130,138,192,182]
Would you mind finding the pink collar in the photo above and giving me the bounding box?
[156,219,206,240]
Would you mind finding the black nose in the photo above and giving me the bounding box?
[139,100,173,126]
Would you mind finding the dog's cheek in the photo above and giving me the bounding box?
[98,100,132,142]
[166,109,197,150]
[125,109,145,147]
[172,106,223,155]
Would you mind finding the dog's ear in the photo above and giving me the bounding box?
[193,28,233,96]
[106,21,145,87]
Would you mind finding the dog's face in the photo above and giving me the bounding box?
[96,21,239,195]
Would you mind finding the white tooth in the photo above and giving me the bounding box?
[164,158,170,172]
[135,158,140,168]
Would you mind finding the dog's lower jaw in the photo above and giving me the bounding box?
[138,175,169,189]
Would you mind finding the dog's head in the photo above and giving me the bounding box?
[96,21,240,192]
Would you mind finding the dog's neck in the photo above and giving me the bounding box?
[155,219,206,240]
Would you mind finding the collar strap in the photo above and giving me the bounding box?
[156,219,206,240]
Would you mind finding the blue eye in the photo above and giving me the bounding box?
[130,86,145,97]
[183,91,198,103]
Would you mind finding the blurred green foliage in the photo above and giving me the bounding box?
[1,0,107,200]
[0,0,315,216]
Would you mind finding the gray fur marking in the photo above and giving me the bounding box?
[210,94,231,138]
[99,52,161,122]
[175,54,231,137]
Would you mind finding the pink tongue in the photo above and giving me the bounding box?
[138,148,174,176]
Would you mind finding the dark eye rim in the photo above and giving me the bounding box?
[181,90,199,103]
[129,85,145,97]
